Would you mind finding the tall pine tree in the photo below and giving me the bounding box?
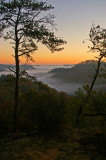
[0,0,66,132]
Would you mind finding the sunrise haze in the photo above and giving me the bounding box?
[0,0,106,65]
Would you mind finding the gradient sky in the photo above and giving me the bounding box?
[0,0,106,65]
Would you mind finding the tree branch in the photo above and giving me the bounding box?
[18,49,36,57]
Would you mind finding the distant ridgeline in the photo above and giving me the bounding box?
[50,60,106,85]
[0,64,35,72]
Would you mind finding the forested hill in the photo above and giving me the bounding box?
[50,60,106,84]
[0,64,35,72]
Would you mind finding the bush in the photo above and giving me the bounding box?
[0,102,14,134]
[19,89,69,136]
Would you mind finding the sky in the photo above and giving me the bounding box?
[0,0,106,65]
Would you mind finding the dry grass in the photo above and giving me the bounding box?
[0,128,106,160]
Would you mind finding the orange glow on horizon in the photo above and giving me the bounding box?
[0,56,81,65]
[0,54,96,65]
[0,37,97,65]
[0,0,106,66]
[0,48,97,65]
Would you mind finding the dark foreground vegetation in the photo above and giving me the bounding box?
[0,74,106,160]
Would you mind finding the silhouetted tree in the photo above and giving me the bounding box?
[0,0,66,132]
[76,25,106,125]
[88,25,106,94]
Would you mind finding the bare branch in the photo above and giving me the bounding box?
[9,67,16,74]
[20,70,37,82]
[18,49,36,57]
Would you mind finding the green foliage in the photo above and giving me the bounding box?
[0,74,15,87]
[75,88,106,127]
[0,102,14,134]
[66,86,106,128]
[0,75,69,136]
[19,89,69,136]
[0,75,106,136]
[83,92,106,126]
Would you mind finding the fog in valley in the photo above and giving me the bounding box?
[0,64,105,95]
[34,72,105,95]
[36,73,83,94]
[0,65,84,95]
[22,65,83,95]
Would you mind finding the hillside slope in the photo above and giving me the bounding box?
[50,60,106,85]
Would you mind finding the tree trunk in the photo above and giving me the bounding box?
[13,53,19,133]
[13,20,19,132]
[89,57,102,93]
[87,55,104,98]
[76,56,103,126]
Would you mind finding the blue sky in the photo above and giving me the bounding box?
[48,0,106,36]
[43,0,106,64]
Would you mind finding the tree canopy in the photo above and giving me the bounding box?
[88,25,106,92]
[89,25,106,59]
[0,0,66,61]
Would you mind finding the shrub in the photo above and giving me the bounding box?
[19,89,69,136]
